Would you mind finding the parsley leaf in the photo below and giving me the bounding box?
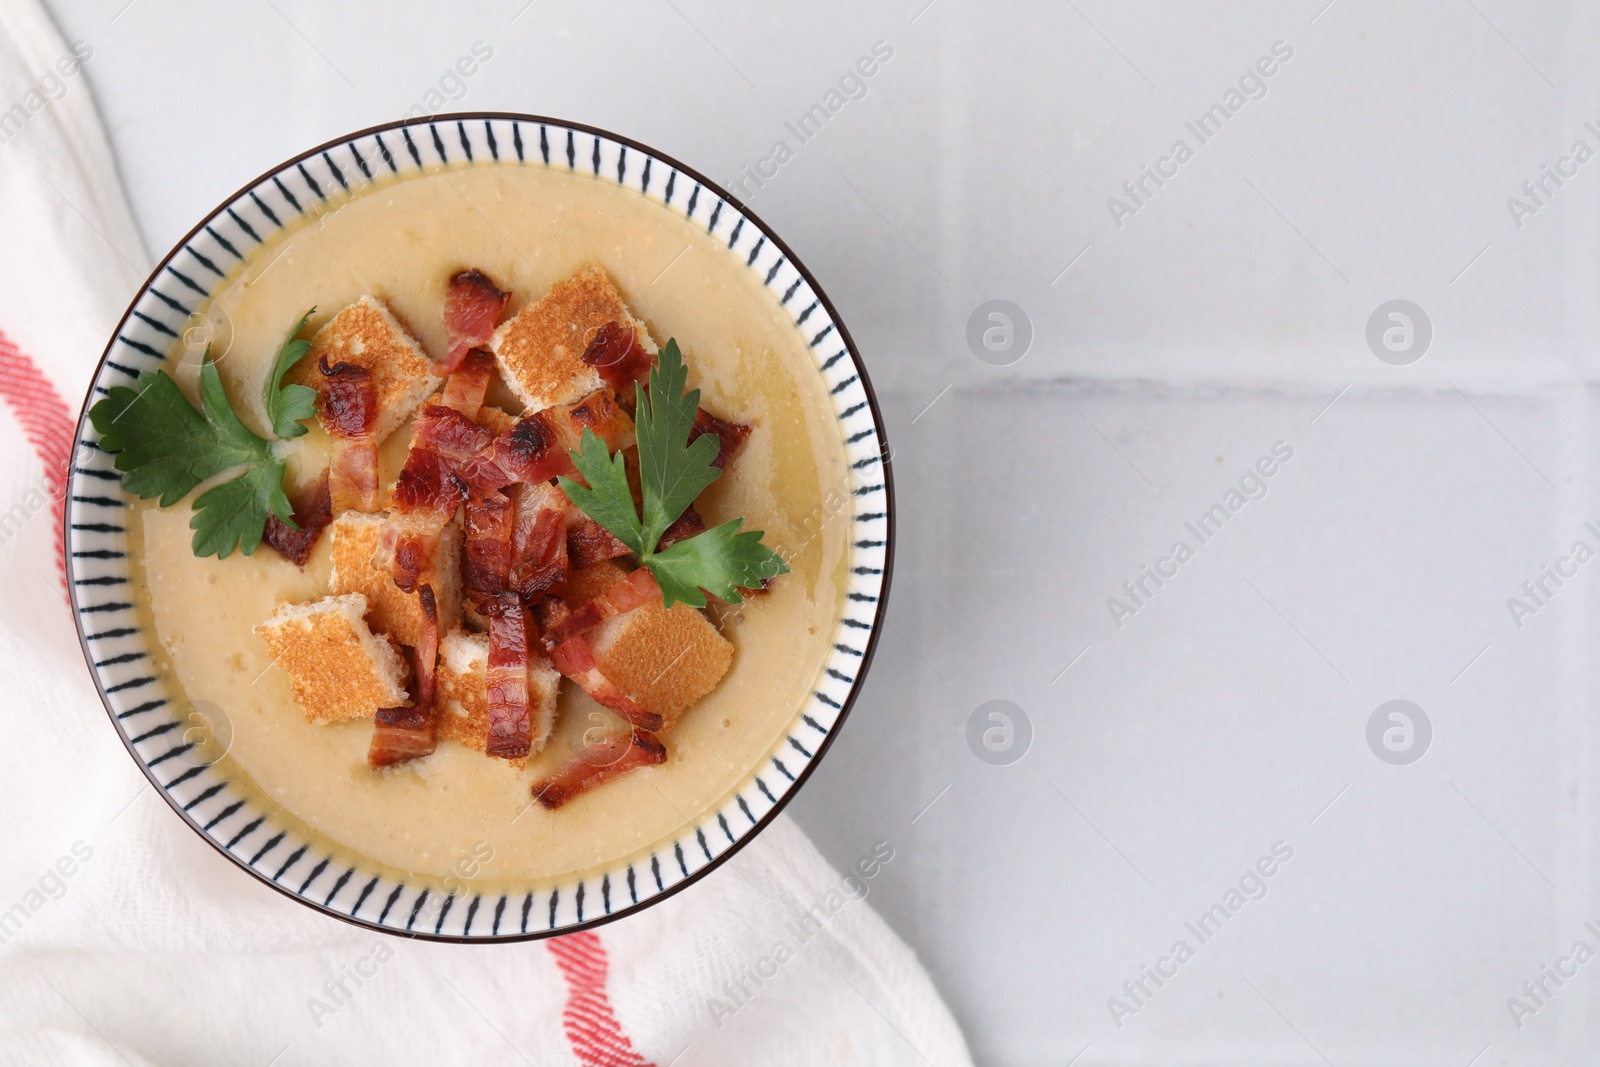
[88,346,295,559]
[634,339,721,550]
[190,460,293,558]
[562,428,645,555]
[264,306,317,439]
[91,357,268,506]
[650,518,788,607]
[557,339,788,609]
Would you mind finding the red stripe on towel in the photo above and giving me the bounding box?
[0,330,73,590]
[548,931,656,1067]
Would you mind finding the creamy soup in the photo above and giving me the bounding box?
[127,162,852,889]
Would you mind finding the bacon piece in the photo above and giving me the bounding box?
[368,705,437,768]
[657,504,705,551]
[438,347,497,417]
[581,320,655,401]
[368,586,440,768]
[492,410,565,484]
[546,630,662,732]
[375,510,454,595]
[689,407,751,469]
[529,729,667,810]
[318,359,378,437]
[463,490,514,603]
[375,446,465,593]
[384,384,632,599]
[412,585,440,710]
[263,472,333,566]
[542,566,660,647]
[580,319,748,464]
[376,401,511,596]
[509,483,568,598]
[392,434,470,514]
[486,594,533,759]
[568,389,635,446]
[493,390,634,485]
[319,359,380,512]
[327,437,380,512]
[443,269,511,373]
[410,402,508,491]
[532,594,568,634]
[567,514,631,568]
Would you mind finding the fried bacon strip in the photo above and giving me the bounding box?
[319,359,380,512]
[367,706,437,768]
[491,413,564,485]
[545,627,662,732]
[485,593,533,759]
[581,323,751,468]
[581,320,655,402]
[410,402,508,492]
[374,446,465,593]
[493,390,634,485]
[406,393,635,503]
[412,585,441,711]
[438,347,497,417]
[657,504,705,551]
[443,269,511,373]
[378,401,517,596]
[509,483,568,598]
[368,586,440,768]
[263,471,332,566]
[462,484,573,609]
[541,566,660,647]
[567,514,631,568]
[689,407,751,469]
[529,729,667,810]
[463,490,514,603]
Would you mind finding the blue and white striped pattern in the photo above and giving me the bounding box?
[66,115,892,941]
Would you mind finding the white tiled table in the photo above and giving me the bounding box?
[48,0,1600,1061]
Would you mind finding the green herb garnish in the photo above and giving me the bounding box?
[559,340,788,608]
[264,306,317,438]
[88,311,317,558]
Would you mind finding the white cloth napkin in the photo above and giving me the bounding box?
[0,4,973,1064]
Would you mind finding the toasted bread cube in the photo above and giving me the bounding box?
[290,297,439,443]
[489,267,657,412]
[327,512,461,648]
[590,597,732,732]
[434,629,560,760]
[549,558,630,608]
[549,560,731,729]
[253,593,409,724]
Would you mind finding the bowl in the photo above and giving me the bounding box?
[65,113,893,941]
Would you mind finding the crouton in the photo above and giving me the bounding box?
[328,512,461,648]
[290,297,440,443]
[590,598,732,732]
[550,558,631,608]
[253,593,409,724]
[553,560,732,732]
[489,267,657,412]
[434,629,560,760]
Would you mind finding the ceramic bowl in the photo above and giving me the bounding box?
[65,114,892,941]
